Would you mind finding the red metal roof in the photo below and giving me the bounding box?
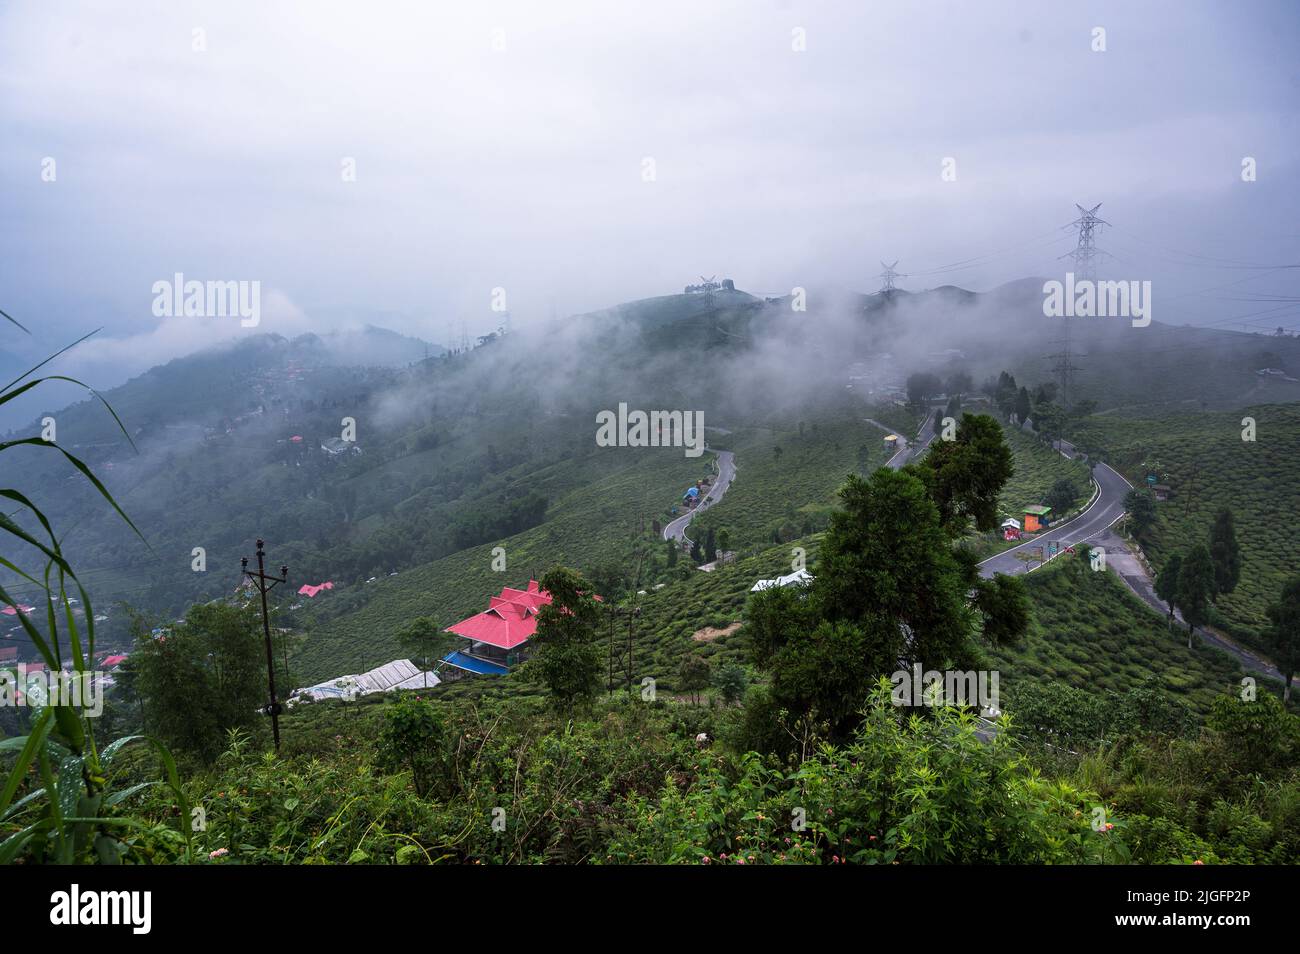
[495,585,549,609]
[447,581,551,649]
[446,580,603,650]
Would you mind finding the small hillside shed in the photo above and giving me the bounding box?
[1023,505,1052,533]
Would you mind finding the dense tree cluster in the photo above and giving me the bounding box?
[741,413,1029,753]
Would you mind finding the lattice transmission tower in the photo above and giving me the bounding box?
[878,260,905,292]
[1049,203,1109,408]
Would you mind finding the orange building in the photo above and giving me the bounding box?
[1023,505,1052,533]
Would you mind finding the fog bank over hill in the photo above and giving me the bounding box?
[3,0,1298,396]
[0,325,440,434]
[367,278,1300,442]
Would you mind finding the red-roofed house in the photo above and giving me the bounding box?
[442,580,602,678]
[103,655,128,669]
[443,580,550,676]
[298,581,335,598]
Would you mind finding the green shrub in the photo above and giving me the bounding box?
[376,697,446,798]
[609,682,1114,864]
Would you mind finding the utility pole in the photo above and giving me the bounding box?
[606,604,641,695]
[607,552,644,695]
[241,540,289,749]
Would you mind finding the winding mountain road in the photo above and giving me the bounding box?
[859,421,1129,579]
[662,448,736,544]
[1093,529,1294,686]
[978,454,1132,579]
[864,410,937,470]
[974,440,1295,687]
[660,417,1292,687]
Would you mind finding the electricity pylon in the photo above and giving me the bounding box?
[878,260,904,292]
[1050,204,1109,409]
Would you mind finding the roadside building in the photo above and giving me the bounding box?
[1023,505,1052,533]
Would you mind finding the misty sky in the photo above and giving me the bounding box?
[2,0,1298,394]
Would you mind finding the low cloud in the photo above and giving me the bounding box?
[54,289,312,385]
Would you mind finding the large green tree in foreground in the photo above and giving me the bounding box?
[531,567,604,711]
[916,413,1014,535]
[745,414,1028,750]
[131,602,267,764]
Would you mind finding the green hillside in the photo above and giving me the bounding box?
[293,405,895,684]
[291,441,707,682]
[997,320,1300,415]
[991,556,1244,715]
[1072,403,1300,646]
[303,503,1248,719]
[688,417,891,553]
[997,420,1092,517]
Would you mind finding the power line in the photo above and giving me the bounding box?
[910,229,1072,276]
[1106,224,1300,270]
